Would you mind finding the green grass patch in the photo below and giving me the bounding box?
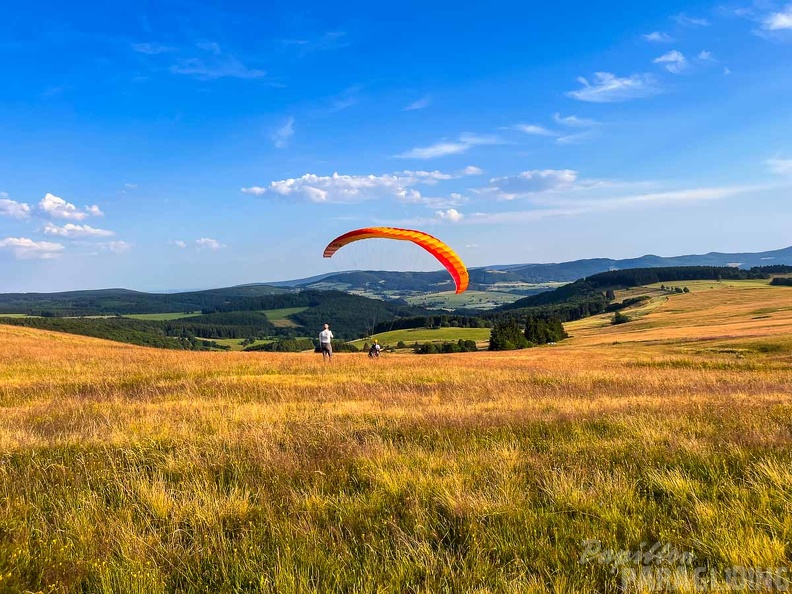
[648,279,773,291]
[405,291,521,310]
[124,312,203,321]
[350,327,491,346]
[259,307,308,327]
[211,338,275,351]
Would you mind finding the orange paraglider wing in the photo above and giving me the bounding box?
[323,227,469,294]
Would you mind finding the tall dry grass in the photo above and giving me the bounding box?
[1,285,791,593]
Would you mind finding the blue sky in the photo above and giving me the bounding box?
[1,0,791,292]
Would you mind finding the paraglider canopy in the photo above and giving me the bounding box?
[323,226,469,293]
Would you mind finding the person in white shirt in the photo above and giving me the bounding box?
[319,323,334,362]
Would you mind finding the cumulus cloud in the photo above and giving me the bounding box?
[486,170,579,199]
[242,169,473,205]
[395,133,501,159]
[398,170,455,183]
[196,237,225,250]
[272,117,295,148]
[762,5,792,30]
[566,72,661,102]
[38,193,102,221]
[654,50,688,74]
[43,223,114,238]
[460,165,484,176]
[170,240,187,248]
[0,237,65,260]
[435,208,463,222]
[767,158,792,175]
[0,193,31,219]
[403,96,431,111]
[643,31,675,42]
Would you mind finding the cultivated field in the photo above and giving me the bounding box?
[1,282,791,593]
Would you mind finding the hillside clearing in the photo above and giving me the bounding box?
[349,326,492,346]
[259,307,308,328]
[124,312,203,321]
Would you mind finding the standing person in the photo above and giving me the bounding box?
[319,323,333,362]
[368,339,381,359]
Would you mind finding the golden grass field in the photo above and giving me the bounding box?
[1,281,791,593]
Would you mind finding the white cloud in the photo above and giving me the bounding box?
[0,237,65,260]
[435,208,463,222]
[395,133,501,159]
[43,223,114,238]
[589,186,757,207]
[767,158,792,175]
[312,86,361,114]
[402,191,466,209]
[516,124,556,136]
[272,117,295,149]
[553,113,599,127]
[403,96,431,111]
[762,5,792,30]
[170,240,187,248]
[171,57,265,79]
[643,31,675,42]
[280,31,349,54]
[170,43,265,80]
[556,131,594,145]
[673,13,711,27]
[653,50,688,74]
[460,165,484,176]
[38,193,102,220]
[243,169,471,204]
[105,241,133,254]
[0,193,31,219]
[486,170,579,199]
[566,72,661,102]
[698,50,714,61]
[196,237,225,250]
[723,67,732,75]
[398,170,455,183]
[463,185,763,224]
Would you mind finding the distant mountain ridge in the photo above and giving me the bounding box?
[1,246,790,305]
[288,245,792,294]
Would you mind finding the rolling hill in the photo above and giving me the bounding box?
[292,245,792,297]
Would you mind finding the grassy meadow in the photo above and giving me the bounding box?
[258,308,308,328]
[1,282,792,593]
[350,327,492,348]
[123,313,203,321]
